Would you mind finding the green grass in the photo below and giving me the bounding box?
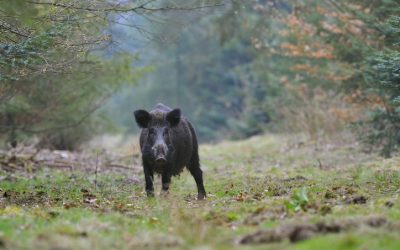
[0,133,399,249]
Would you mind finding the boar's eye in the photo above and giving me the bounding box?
[148,128,156,135]
[163,128,169,136]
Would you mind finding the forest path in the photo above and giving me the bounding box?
[0,133,399,250]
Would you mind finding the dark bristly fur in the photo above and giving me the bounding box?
[133,103,206,199]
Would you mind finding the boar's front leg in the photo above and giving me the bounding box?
[161,172,171,196]
[143,162,154,197]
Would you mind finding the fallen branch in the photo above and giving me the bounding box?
[0,147,138,173]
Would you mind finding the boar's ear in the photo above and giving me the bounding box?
[166,109,181,127]
[134,110,151,128]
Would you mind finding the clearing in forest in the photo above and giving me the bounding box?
[0,133,399,250]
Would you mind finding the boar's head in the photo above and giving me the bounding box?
[134,108,181,165]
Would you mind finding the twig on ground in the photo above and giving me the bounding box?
[94,150,99,190]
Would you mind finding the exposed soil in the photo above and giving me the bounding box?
[0,147,140,175]
[244,207,288,226]
[238,216,394,244]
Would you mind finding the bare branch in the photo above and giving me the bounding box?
[0,20,31,38]
[27,1,224,13]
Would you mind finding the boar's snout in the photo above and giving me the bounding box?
[152,143,168,164]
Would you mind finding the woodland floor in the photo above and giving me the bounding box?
[0,132,399,249]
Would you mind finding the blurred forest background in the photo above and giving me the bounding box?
[1,0,399,157]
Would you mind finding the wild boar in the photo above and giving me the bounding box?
[133,103,206,199]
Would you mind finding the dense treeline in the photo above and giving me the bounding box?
[110,0,400,156]
[1,0,399,156]
[0,0,220,149]
[0,1,141,149]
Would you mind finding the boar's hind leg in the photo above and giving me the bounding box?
[187,122,206,200]
[187,153,206,200]
[143,163,154,197]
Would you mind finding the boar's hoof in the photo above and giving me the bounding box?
[197,193,206,200]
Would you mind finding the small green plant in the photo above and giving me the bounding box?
[285,187,309,212]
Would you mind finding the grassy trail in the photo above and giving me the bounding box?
[0,133,399,249]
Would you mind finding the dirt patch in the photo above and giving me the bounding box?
[385,201,395,208]
[324,186,368,206]
[0,147,141,175]
[324,185,356,199]
[264,176,309,197]
[244,207,287,225]
[345,195,367,204]
[238,216,394,244]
